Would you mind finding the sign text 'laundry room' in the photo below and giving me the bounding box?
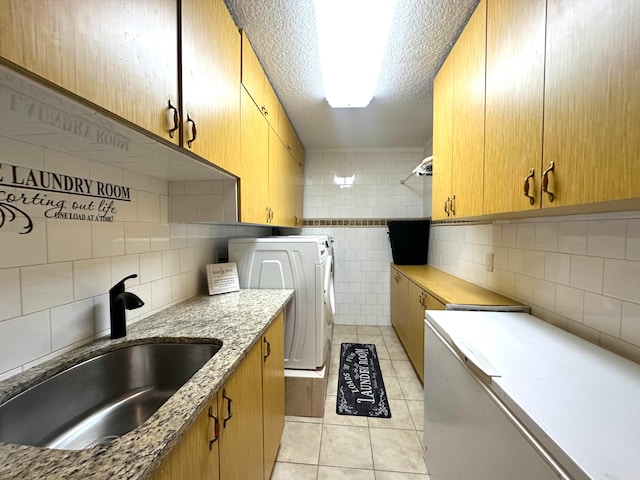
[0,163,130,234]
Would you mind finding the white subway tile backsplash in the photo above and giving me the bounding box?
[621,302,640,347]
[93,294,110,336]
[137,191,161,222]
[524,250,545,279]
[0,145,267,379]
[151,277,172,310]
[535,222,559,251]
[587,219,626,259]
[603,259,640,303]
[516,224,536,249]
[0,268,21,321]
[570,255,604,293]
[627,220,640,260]
[50,298,95,351]
[110,255,140,286]
[47,219,92,262]
[501,224,517,248]
[179,248,195,273]
[115,189,138,221]
[555,285,584,322]
[73,258,111,300]
[532,279,556,311]
[430,212,640,362]
[583,293,622,337]
[184,180,211,195]
[171,273,188,302]
[0,227,48,268]
[171,223,188,249]
[125,222,150,254]
[558,221,588,254]
[91,221,125,258]
[21,262,73,314]
[0,311,51,373]
[544,252,571,285]
[139,252,163,283]
[197,195,224,222]
[161,250,180,277]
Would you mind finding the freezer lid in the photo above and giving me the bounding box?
[424,310,640,480]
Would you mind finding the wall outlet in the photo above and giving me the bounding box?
[485,252,494,272]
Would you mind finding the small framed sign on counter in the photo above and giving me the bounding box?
[206,262,240,295]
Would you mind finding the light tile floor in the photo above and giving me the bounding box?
[272,325,430,480]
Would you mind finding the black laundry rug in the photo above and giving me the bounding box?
[336,343,391,418]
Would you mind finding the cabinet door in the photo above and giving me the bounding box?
[543,0,640,207]
[150,396,219,480]
[262,313,285,480]
[0,0,179,143]
[431,52,455,221]
[424,293,446,311]
[451,0,486,218]
[268,128,298,227]
[182,0,241,175]
[390,268,409,344]
[239,87,269,224]
[218,340,264,480]
[278,106,305,169]
[240,31,265,110]
[407,282,426,383]
[263,81,280,131]
[483,0,546,214]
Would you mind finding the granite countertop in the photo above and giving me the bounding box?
[0,289,294,480]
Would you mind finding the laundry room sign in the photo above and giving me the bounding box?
[0,162,129,234]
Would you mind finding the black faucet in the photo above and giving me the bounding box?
[109,274,145,339]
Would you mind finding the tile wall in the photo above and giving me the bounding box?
[0,137,270,380]
[428,212,640,362]
[302,149,431,326]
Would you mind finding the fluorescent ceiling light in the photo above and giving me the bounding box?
[315,0,398,108]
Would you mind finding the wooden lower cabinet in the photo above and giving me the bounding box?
[150,396,219,480]
[391,269,427,381]
[218,337,264,480]
[151,313,285,480]
[262,312,285,480]
[390,269,409,343]
[407,282,427,383]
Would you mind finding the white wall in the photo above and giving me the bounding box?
[0,137,270,380]
[302,148,428,326]
[428,214,640,363]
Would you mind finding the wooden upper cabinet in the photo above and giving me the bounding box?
[451,0,486,218]
[240,31,265,108]
[181,0,241,175]
[241,31,278,130]
[268,128,298,227]
[483,0,546,215]
[431,51,455,221]
[0,0,180,144]
[278,105,305,169]
[543,0,640,208]
[263,80,280,131]
[239,87,270,224]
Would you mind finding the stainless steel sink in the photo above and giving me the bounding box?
[0,341,222,450]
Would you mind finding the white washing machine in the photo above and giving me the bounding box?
[228,235,334,370]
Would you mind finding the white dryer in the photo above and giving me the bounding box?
[228,235,334,370]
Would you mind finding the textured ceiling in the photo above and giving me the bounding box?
[224,0,480,150]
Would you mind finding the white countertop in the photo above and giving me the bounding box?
[426,310,640,480]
